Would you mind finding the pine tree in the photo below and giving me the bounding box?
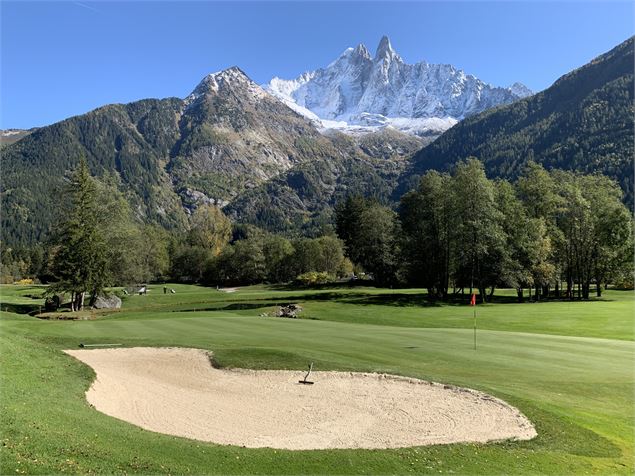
[49,158,108,310]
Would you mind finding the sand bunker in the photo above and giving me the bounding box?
[65,347,536,450]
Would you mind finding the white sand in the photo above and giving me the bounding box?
[65,347,536,450]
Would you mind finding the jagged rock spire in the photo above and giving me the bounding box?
[374,36,399,62]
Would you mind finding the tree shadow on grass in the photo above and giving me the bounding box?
[0,302,42,315]
[338,292,617,308]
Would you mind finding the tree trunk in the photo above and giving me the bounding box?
[517,288,524,303]
[75,292,85,311]
[89,290,98,308]
[554,281,560,299]
[596,279,602,297]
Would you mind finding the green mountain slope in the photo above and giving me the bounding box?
[405,37,634,203]
[0,67,421,246]
[1,99,187,245]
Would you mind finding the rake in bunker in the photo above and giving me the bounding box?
[299,362,314,385]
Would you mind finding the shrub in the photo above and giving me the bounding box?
[15,278,34,285]
[295,271,332,286]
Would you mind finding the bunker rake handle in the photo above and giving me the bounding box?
[299,362,314,385]
[79,343,122,348]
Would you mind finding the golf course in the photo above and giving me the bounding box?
[0,283,633,474]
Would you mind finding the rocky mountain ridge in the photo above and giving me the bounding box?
[266,36,532,138]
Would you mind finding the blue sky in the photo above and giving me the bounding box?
[1,1,633,129]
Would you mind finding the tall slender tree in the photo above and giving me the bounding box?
[452,159,505,302]
[400,171,454,298]
[49,158,108,310]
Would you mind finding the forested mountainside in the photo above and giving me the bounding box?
[0,68,421,246]
[404,37,634,205]
[1,98,187,246]
[225,129,423,235]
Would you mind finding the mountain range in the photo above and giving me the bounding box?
[1,37,632,247]
[1,65,423,245]
[266,36,532,138]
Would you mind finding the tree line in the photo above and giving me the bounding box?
[338,159,633,301]
[2,157,631,309]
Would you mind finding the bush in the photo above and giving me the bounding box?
[15,278,34,285]
[295,271,332,286]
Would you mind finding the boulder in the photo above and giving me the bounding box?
[275,304,303,318]
[92,294,122,309]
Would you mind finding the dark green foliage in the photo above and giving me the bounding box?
[1,98,187,247]
[201,233,347,286]
[407,37,634,207]
[451,160,507,299]
[399,171,454,297]
[554,171,634,299]
[171,246,212,283]
[289,236,346,278]
[48,159,108,310]
[334,195,369,261]
[397,160,632,301]
[335,196,399,285]
[261,235,295,283]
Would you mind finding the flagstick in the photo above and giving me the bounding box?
[473,307,477,350]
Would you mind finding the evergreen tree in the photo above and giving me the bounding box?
[49,158,108,310]
[334,195,369,266]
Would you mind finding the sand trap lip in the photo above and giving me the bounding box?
[64,347,536,450]
[218,287,238,293]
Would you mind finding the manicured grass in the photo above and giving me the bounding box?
[0,283,633,474]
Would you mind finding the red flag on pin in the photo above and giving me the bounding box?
[470,293,476,306]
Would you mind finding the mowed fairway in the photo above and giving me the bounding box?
[0,284,633,474]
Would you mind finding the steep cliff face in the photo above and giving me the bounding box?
[266,36,531,137]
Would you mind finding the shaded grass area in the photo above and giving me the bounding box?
[0,283,633,474]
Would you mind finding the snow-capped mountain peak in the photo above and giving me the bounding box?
[354,43,372,60]
[265,37,532,138]
[374,35,401,63]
